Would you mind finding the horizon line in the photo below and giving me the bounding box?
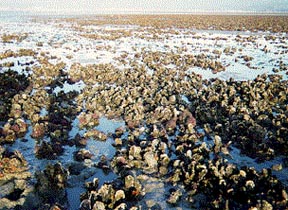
[1,7,288,16]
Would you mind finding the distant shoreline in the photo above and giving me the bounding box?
[1,9,288,17]
[28,12,288,22]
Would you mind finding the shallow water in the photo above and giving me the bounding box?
[203,135,288,186]
[4,116,125,209]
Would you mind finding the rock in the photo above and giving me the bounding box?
[115,126,126,137]
[124,175,136,189]
[159,166,168,175]
[68,162,85,175]
[96,155,110,172]
[114,203,127,210]
[31,123,46,138]
[129,146,142,160]
[74,149,93,161]
[0,181,15,198]
[98,184,115,203]
[254,200,273,210]
[165,117,177,132]
[272,164,282,171]
[84,129,107,141]
[85,178,99,191]
[35,141,64,159]
[78,112,100,129]
[49,204,63,210]
[115,190,125,202]
[124,175,143,198]
[35,162,68,196]
[166,189,182,205]
[0,148,33,209]
[93,201,106,210]
[73,134,88,147]
[144,151,158,173]
[80,199,91,210]
[114,138,122,146]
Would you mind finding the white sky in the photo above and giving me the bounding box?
[1,0,288,14]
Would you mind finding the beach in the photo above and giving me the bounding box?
[0,13,288,209]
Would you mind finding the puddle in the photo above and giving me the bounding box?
[180,94,190,103]
[53,80,86,94]
[228,146,288,185]
[203,135,288,186]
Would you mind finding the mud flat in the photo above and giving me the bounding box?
[0,14,288,209]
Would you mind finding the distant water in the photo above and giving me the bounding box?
[0,10,86,24]
[0,9,287,25]
[0,10,31,23]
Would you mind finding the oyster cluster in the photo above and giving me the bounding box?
[34,163,69,208]
[1,33,28,43]
[80,175,144,210]
[0,146,33,209]
[190,75,288,161]
[71,15,288,32]
[0,70,30,143]
[74,58,287,208]
[0,14,287,210]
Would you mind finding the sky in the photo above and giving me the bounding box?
[1,0,288,14]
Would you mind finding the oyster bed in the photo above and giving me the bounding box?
[0,15,288,209]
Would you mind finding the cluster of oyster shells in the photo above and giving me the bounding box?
[0,14,287,209]
[0,146,33,209]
